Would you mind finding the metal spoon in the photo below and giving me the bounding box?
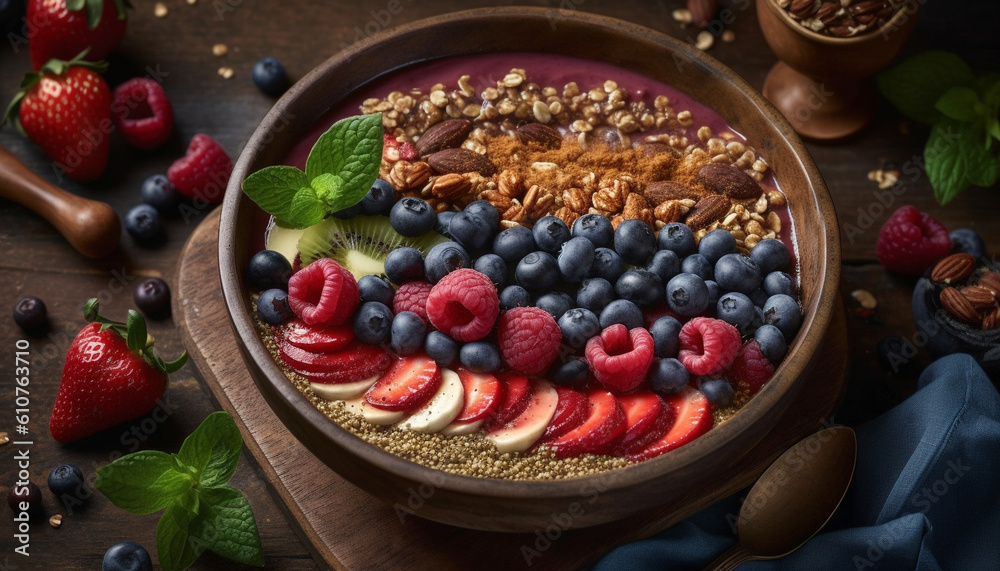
[704,425,857,571]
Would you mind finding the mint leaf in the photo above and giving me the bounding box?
[961,125,1000,188]
[988,117,1000,143]
[924,119,999,204]
[935,87,981,122]
[310,172,343,203]
[304,113,383,212]
[95,450,192,514]
[177,411,242,488]
[288,186,327,228]
[197,487,265,567]
[242,165,311,225]
[878,51,974,125]
[157,501,205,571]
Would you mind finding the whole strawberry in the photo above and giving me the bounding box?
[49,299,187,444]
[3,54,112,182]
[27,0,128,70]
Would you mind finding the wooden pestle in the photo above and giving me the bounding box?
[0,145,121,259]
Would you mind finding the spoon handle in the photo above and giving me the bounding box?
[703,543,753,571]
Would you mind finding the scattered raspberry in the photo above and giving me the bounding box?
[383,132,418,162]
[167,134,233,204]
[425,269,499,342]
[728,340,774,395]
[876,205,952,276]
[678,317,741,376]
[111,78,174,151]
[288,258,359,327]
[496,307,562,375]
[393,281,433,324]
[584,324,655,393]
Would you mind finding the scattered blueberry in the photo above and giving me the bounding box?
[473,254,508,288]
[251,57,290,96]
[549,356,591,388]
[558,307,601,348]
[646,249,680,285]
[331,202,362,219]
[124,204,162,244]
[649,358,689,395]
[425,330,459,366]
[384,246,426,284]
[464,200,500,232]
[876,335,916,374]
[763,294,802,341]
[13,295,48,334]
[449,211,492,252]
[102,540,153,571]
[572,213,614,248]
[557,236,596,283]
[352,301,393,345]
[257,288,293,325]
[459,341,501,373]
[680,253,714,281]
[949,228,986,259]
[246,249,293,290]
[657,222,695,256]
[649,315,682,358]
[699,378,735,407]
[389,197,436,237]
[499,285,532,310]
[717,292,756,334]
[492,225,536,264]
[698,229,736,264]
[599,299,643,330]
[615,269,663,308]
[424,241,471,283]
[535,292,574,320]
[139,174,179,215]
[590,247,626,282]
[47,464,87,508]
[751,238,791,275]
[763,271,795,298]
[359,178,397,216]
[358,274,395,307]
[666,273,709,317]
[754,324,787,364]
[714,253,761,294]
[576,277,616,314]
[614,219,656,265]
[532,215,571,253]
[515,251,560,292]
[133,277,172,318]
[390,311,426,356]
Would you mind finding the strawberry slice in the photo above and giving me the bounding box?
[365,355,441,412]
[486,379,559,453]
[484,373,532,430]
[278,340,390,384]
[541,387,589,441]
[615,391,664,449]
[453,369,503,423]
[612,400,677,458]
[628,387,713,462]
[544,390,626,458]
[280,319,354,353]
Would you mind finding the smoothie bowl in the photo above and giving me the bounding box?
[219,8,839,531]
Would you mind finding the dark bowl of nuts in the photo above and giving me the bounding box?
[219,7,841,531]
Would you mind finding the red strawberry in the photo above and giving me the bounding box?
[544,390,626,458]
[27,0,128,70]
[540,387,589,441]
[278,339,390,384]
[615,391,664,450]
[49,299,187,444]
[167,134,233,204]
[612,400,677,458]
[453,369,502,423]
[277,319,354,353]
[365,354,441,412]
[3,56,112,182]
[484,373,532,430]
[628,387,713,462]
[111,78,174,150]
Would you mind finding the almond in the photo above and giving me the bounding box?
[696,163,762,200]
[426,148,497,176]
[639,142,680,158]
[977,271,1000,295]
[644,180,700,204]
[414,119,473,156]
[516,123,563,149]
[940,287,980,324]
[684,194,730,229]
[930,253,976,284]
[960,285,997,310]
[983,307,1000,330]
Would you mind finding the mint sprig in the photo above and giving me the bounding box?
[242,113,384,228]
[878,50,1000,204]
[95,412,264,571]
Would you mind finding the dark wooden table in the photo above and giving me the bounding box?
[1,1,996,569]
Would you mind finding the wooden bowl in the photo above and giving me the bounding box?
[219,7,840,532]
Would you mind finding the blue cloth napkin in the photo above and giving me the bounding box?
[590,354,1000,571]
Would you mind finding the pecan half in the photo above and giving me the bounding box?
[562,187,592,213]
[977,271,1000,295]
[940,287,980,323]
[430,173,472,199]
[789,0,819,19]
[386,160,431,191]
[961,285,997,310]
[654,200,686,224]
[930,253,976,284]
[983,307,1000,330]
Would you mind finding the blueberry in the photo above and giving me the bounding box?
[748,287,769,308]
[681,253,713,281]
[558,307,601,348]
[499,285,531,310]
[473,254,508,288]
[251,57,290,96]
[549,356,591,388]
[698,229,736,264]
[576,277,615,314]
[359,178,396,216]
[599,299,643,329]
[590,247,626,282]
[532,215,571,253]
[493,225,536,264]
[139,174,179,215]
[658,222,695,256]
[515,251,559,292]
[615,269,664,308]
[717,292,756,334]
[424,241,470,283]
[425,330,459,366]
[13,295,48,334]
[650,316,682,358]
[352,301,393,345]
[572,213,614,248]
[763,294,802,341]
[699,378,735,407]
[705,280,721,307]
[358,274,395,306]
[384,246,426,284]
[751,239,791,275]
[391,311,426,356]
[449,211,492,253]
[464,200,500,232]
[950,228,986,258]
[714,253,761,294]
[666,273,709,317]
[124,204,162,244]
[763,271,795,297]
[47,464,87,508]
[389,197,437,237]
[647,249,680,285]
[331,202,362,219]
[6,481,42,517]
[535,292,574,320]
[102,540,153,571]
[649,358,689,395]
[435,210,456,238]
[459,341,501,373]
[558,236,596,283]
[133,277,172,318]
[246,249,293,290]
[614,219,656,265]
[876,335,916,374]
[754,324,788,364]
[257,288,293,325]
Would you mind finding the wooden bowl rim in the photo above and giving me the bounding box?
[220,6,840,501]
[760,0,917,45]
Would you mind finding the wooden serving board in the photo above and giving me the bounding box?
[175,209,849,571]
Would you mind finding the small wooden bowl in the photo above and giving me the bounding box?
[219,7,840,531]
[757,0,919,140]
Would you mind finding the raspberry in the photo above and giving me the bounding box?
[678,317,741,376]
[383,133,418,162]
[496,307,562,375]
[393,281,433,324]
[167,134,233,204]
[425,269,499,342]
[584,324,655,393]
[727,340,775,395]
[288,258,359,327]
[111,78,174,151]
[876,205,952,276]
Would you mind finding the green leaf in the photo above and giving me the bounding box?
[935,87,981,122]
[877,51,974,125]
[988,117,1000,142]
[125,309,147,352]
[95,450,193,514]
[924,119,999,204]
[84,0,104,29]
[983,80,1000,110]
[157,501,205,571]
[197,487,265,567]
[961,128,1000,188]
[160,351,189,375]
[310,172,342,203]
[177,411,243,488]
[304,113,383,211]
[242,165,311,223]
[286,186,327,228]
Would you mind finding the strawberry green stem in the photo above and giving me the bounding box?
[83,298,188,375]
[1,50,109,130]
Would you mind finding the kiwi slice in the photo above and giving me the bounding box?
[297,215,449,280]
[264,219,306,267]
